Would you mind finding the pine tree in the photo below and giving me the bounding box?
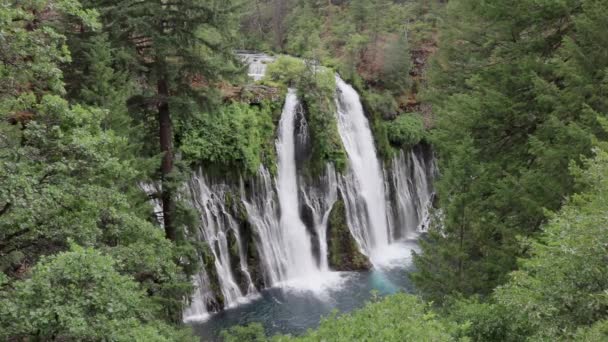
[86,0,242,240]
[382,32,411,93]
[64,33,136,135]
[413,0,607,302]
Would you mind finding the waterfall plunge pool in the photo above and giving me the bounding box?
[190,240,419,341]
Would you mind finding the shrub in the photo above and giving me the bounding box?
[385,114,425,148]
[363,90,399,120]
[264,56,306,87]
[181,102,276,175]
[297,66,347,175]
[0,245,195,341]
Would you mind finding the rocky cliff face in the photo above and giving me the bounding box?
[327,194,372,271]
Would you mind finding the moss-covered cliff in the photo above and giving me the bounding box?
[327,195,371,271]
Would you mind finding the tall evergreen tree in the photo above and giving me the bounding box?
[413,0,608,302]
[86,0,242,240]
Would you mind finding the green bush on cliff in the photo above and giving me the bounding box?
[362,90,398,120]
[264,57,347,176]
[264,56,306,87]
[181,102,277,175]
[385,114,425,149]
[297,66,347,175]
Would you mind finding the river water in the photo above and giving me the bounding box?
[191,240,419,341]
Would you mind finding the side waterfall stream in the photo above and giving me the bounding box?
[182,56,437,340]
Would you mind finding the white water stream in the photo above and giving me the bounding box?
[182,56,436,322]
[334,76,391,264]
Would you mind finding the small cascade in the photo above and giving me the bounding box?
[184,169,257,321]
[300,164,339,271]
[240,166,287,286]
[237,52,275,81]
[183,270,215,322]
[275,89,320,279]
[334,76,390,261]
[387,147,436,240]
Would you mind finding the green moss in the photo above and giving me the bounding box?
[201,243,224,309]
[297,67,347,176]
[327,198,371,271]
[371,114,395,162]
[242,220,264,289]
[226,229,245,292]
[264,57,347,176]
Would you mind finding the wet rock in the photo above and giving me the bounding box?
[327,196,371,271]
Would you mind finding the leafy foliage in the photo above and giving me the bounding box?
[181,102,277,175]
[0,0,212,339]
[413,0,608,303]
[385,114,426,149]
[264,56,307,87]
[0,245,194,341]
[492,148,608,340]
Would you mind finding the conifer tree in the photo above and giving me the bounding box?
[413,0,608,302]
[382,32,411,93]
[86,0,241,240]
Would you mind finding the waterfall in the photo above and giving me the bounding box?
[300,164,338,271]
[183,270,215,322]
[334,76,390,262]
[183,170,257,322]
[387,147,436,241]
[181,55,437,321]
[240,166,286,285]
[275,89,320,279]
[237,52,275,81]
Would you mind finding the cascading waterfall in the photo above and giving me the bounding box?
[386,147,436,241]
[275,89,323,281]
[334,76,391,262]
[240,166,286,286]
[300,164,338,271]
[183,170,257,322]
[182,54,437,321]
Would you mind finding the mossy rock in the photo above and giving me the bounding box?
[240,219,265,289]
[327,196,371,271]
[226,229,247,293]
[201,243,225,310]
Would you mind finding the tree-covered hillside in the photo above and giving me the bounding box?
[2,0,608,341]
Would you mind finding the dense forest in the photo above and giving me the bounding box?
[1,0,607,341]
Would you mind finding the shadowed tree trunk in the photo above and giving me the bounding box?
[158,78,175,240]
